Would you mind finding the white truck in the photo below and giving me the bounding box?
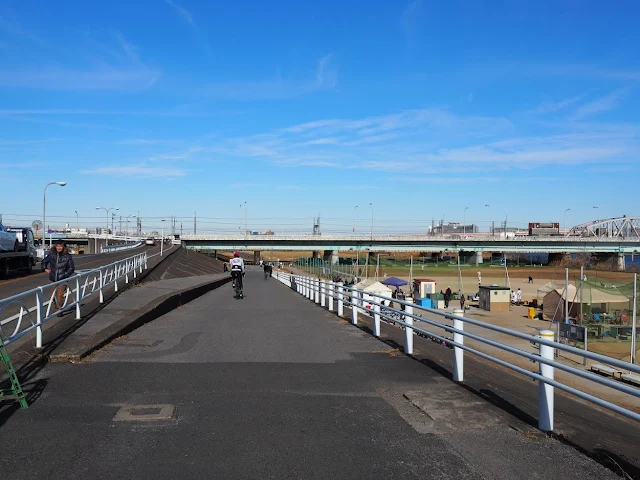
[0,226,38,278]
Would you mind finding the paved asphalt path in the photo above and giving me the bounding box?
[0,244,166,299]
[0,270,619,479]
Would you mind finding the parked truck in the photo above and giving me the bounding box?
[0,227,38,278]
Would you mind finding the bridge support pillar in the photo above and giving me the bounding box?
[322,250,340,265]
[312,251,320,259]
[431,252,440,262]
[254,251,261,263]
[595,253,626,271]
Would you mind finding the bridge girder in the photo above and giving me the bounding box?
[566,216,640,239]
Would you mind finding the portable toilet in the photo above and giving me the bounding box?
[413,279,437,298]
[478,285,511,312]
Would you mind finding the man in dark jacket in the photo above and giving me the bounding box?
[43,240,75,312]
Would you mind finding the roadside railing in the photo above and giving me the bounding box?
[272,270,640,431]
[101,241,143,253]
[0,251,148,348]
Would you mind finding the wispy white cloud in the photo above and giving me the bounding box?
[200,55,337,100]
[570,88,630,120]
[0,20,159,91]
[164,0,197,27]
[402,0,423,37]
[149,146,203,161]
[0,67,159,91]
[205,107,638,176]
[82,164,186,178]
[529,93,588,115]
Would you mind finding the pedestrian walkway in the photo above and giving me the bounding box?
[0,270,621,479]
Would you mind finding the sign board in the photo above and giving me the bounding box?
[559,323,586,342]
[32,220,43,230]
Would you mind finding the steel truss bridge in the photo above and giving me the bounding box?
[567,216,640,239]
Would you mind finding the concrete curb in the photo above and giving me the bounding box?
[50,275,231,362]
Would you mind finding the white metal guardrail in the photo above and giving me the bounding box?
[0,252,148,348]
[271,270,640,431]
[101,241,143,253]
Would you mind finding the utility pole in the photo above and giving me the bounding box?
[181,223,183,236]
[194,211,197,235]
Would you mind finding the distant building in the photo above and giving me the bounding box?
[430,222,478,235]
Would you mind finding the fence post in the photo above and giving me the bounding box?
[305,277,310,299]
[453,309,464,381]
[538,329,555,432]
[315,278,320,304]
[373,297,381,337]
[75,277,81,320]
[328,281,334,312]
[320,279,326,307]
[405,297,414,355]
[35,288,44,348]
[99,269,104,303]
[337,282,344,317]
[351,290,359,325]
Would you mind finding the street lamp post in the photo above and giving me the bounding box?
[74,210,79,233]
[463,206,469,235]
[95,207,119,246]
[244,201,248,239]
[564,208,571,235]
[593,206,599,222]
[43,181,67,247]
[161,219,166,256]
[353,205,358,234]
[369,203,374,241]
[485,204,491,236]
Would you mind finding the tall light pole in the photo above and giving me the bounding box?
[564,208,571,234]
[485,204,491,236]
[74,210,79,233]
[369,202,374,241]
[161,219,166,256]
[353,205,358,234]
[43,181,67,247]
[463,206,469,235]
[244,201,248,239]
[239,203,243,235]
[125,215,135,236]
[95,207,119,246]
[593,206,599,222]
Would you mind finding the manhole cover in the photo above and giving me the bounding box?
[113,404,175,422]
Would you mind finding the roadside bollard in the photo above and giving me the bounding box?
[315,278,320,304]
[453,309,464,382]
[538,329,555,432]
[320,279,326,307]
[337,282,344,317]
[305,277,310,299]
[404,297,414,355]
[351,290,359,325]
[328,281,334,311]
[373,299,381,337]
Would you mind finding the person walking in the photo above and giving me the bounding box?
[460,293,466,310]
[444,286,452,308]
[516,288,523,305]
[42,240,75,315]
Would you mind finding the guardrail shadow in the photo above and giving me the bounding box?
[350,316,639,479]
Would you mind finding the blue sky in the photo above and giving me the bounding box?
[1,0,639,234]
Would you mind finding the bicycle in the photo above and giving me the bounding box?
[232,270,244,299]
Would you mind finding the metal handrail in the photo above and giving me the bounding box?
[101,241,143,253]
[272,270,640,430]
[0,251,149,347]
